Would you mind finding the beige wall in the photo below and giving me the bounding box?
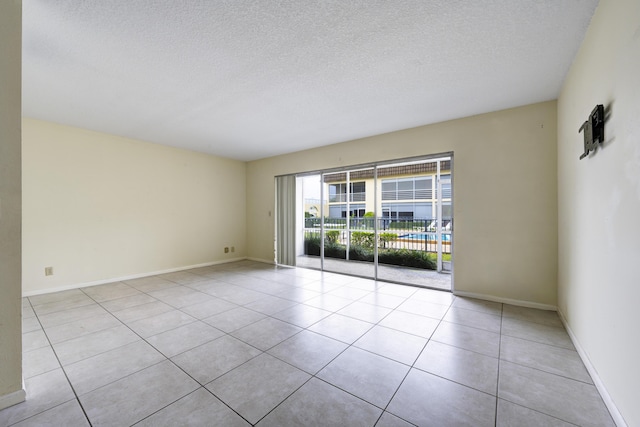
[557,0,640,425]
[0,0,24,409]
[22,119,247,294]
[247,101,558,307]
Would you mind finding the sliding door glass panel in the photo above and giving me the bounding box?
[296,174,322,270]
[375,158,452,290]
[321,169,375,279]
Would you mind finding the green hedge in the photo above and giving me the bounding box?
[303,237,436,270]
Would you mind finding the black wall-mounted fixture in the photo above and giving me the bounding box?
[579,104,605,160]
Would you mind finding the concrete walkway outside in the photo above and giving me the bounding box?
[295,255,451,291]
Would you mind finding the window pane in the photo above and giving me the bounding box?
[415,203,430,219]
[442,202,452,219]
[414,178,429,189]
[329,205,343,218]
[351,182,365,193]
[381,181,395,191]
[397,179,413,191]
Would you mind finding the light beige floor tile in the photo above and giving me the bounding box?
[431,321,501,357]
[0,369,75,426]
[388,368,496,426]
[502,304,563,328]
[337,301,392,323]
[111,300,174,324]
[376,412,415,427]
[271,304,332,328]
[44,312,121,344]
[378,310,439,338]
[498,361,614,427]
[127,309,196,338]
[32,293,95,316]
[231,317,302,351]
[23,345,60,379]
[500,335,591,383]
[307,313,373,344]
[148,286,215,308]
[256,378,381,427]
[135,388,250,427]
[202,306,266,332]
[11,400,89,427]
[415,340,499,395]
[172,335,261,384]
[452,297,503,316]
[354,325,427,365]
[146,321,224,357]
[22,316,42,334]
[303,294,354,312]
[82,282,141,302]
[22,329,49,352]
[37,304,108,329]
[243,295,298,315]
[396,298,449,319]
[28,289,85,307]
[443,306,502,333]
[65,340,165,395]
[52,325,139,365]
[268,330,348,374]
[80,360,199,426]
[318,347,409,408]
[206,353,310,424]
[179,297,238,319]
[158,270,208,285]
[496,399,575,427]
[100,293,157,312]
[501,317,574,349]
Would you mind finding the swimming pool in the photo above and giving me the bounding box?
[399,233,451,242]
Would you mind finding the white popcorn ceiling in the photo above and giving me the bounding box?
[22,0,599,161]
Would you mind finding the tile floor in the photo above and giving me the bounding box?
[2,260,615,426]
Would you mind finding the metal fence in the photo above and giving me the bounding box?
[303,217,451,254]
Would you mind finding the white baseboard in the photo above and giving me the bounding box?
[22,257,248,297]
[557,310,627,427]
[0,388,25,411]
[452,290,557,311]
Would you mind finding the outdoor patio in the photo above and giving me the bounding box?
[295,256,451,291]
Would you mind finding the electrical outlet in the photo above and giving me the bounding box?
[231,246,235,253]
[224,247,229,253]
[44,267,53,276]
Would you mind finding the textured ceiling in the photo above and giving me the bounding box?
[22,0,598,161]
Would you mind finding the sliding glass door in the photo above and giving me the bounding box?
[290,154,453,290]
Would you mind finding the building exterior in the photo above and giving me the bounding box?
[307,160,452,223]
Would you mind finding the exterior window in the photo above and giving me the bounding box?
[328,204,365,218]
[436,174,451,198]
[442,202,452,219]
[382,177,432,200]
[329,182,366,202]
[329,184,346,202]
[382,202,432,220]
[329,205,343,218]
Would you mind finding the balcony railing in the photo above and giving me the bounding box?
[303,217,451,254]
[328,192,367,203]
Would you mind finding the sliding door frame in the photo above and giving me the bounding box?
[280,151,454,290]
